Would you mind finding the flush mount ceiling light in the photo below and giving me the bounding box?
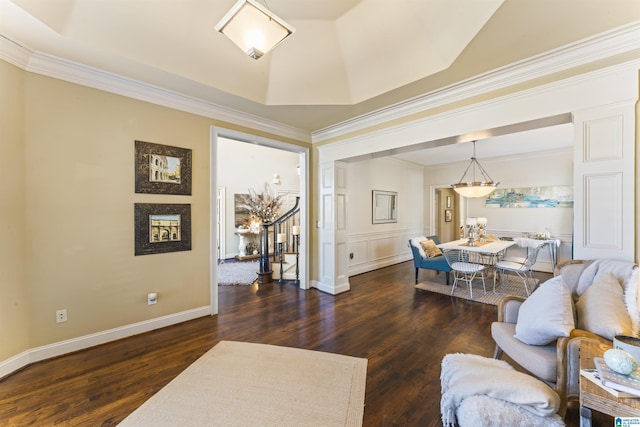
[452,140,499,198]
[215,0,295,60]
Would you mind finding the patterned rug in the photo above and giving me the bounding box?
[217,261,259,285]
[415,274,535,305]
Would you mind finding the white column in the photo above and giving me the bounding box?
[573,101,636,261]
[316,161,350,294]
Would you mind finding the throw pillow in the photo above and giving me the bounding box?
[420,239,442,258]
[557,261,591,301]
[514,276,575,345]
[577,271,633,340]
[410,236,428,258]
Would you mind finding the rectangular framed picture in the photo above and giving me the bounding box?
[445,209,452,222]
[372,190,398,224]
[135,140,192,195]
[134,203,191,255]
[446,196,452,209]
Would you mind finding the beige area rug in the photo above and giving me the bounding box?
[118,341,368,427]
[415,275,535,305]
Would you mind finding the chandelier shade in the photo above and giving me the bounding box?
[452,141,499,198]
[215,0,295,60]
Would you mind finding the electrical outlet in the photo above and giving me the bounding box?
[147,292,158,305]
[56,309,67,323]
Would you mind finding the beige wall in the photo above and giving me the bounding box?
[0,64,308,364]
[0,61,29,361]
[23,74,213,346]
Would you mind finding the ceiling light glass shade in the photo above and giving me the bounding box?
[452,181,498,198]
[215,0,295,60]
[452,141,499,198]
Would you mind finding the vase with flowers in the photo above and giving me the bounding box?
[236,183,284,226]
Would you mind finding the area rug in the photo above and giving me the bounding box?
[217,261,259,285]
[117,341,368,427]
[415,276,534,306]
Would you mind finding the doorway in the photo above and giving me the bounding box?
[435,188,460,242]
[209,127,310,315]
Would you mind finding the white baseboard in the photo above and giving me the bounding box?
[348,254,413,276]
[311,280,351,295]
[0,306,211,379]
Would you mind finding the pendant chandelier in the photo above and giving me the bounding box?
[451,141,499,198]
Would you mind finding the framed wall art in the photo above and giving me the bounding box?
[134,203,191,255]
[234,193,250,228]
[485,185,573,208]
[135,140,192,195]
[445,209,453,222]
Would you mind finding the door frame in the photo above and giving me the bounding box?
[209,126,310,315]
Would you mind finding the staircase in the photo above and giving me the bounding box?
[258,197,300,285]
[271,253,298,281]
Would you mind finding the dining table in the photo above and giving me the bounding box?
[437,238,516,278]
[437,237,516,257]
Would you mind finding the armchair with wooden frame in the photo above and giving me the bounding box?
[492,259,638,416]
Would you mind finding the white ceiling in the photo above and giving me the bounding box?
[389,122,574,166]
[1,0,638,165]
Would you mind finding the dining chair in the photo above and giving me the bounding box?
[443,249,487,299]
[493,243,544,296]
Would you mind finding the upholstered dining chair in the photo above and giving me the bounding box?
[408,235,451,285]
[493,243,544,296]
[443,249,487,299]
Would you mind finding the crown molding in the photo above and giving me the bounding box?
[312,21,640,143]
[0,34,32,69]
[2,21,639,145]
[0,36,310,143]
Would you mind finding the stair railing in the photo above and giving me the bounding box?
[258,197,300,284]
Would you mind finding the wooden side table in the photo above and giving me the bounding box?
[580,340,640,426]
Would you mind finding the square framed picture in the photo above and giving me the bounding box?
[134,203,191,255]
[135,140,192,195]
[445,209,453,222]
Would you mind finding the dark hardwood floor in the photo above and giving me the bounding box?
[0,261,609,426]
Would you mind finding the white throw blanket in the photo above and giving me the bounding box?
[440,354,561,427]
[514,237,557,249]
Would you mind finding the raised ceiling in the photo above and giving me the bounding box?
[2,0,640,133]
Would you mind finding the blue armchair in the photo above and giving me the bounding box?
[409,235,451,285]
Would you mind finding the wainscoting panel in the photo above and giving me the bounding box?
[348,230,418,276]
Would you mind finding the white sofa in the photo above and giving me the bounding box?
[491,259,639,414]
